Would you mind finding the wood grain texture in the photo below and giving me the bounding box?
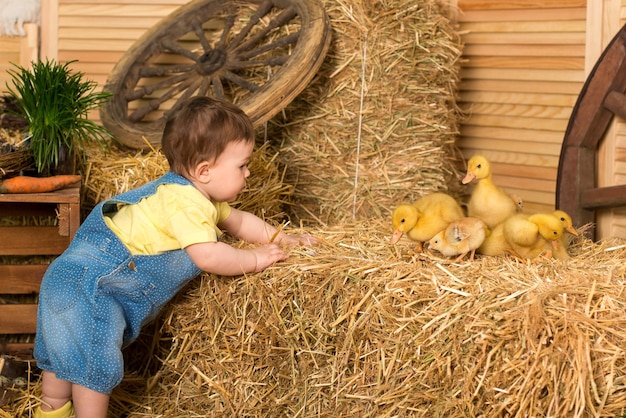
[458,8,586,22]
[0,305,38,334]
[458,0,586,10]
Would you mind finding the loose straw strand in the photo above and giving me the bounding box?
[352,31,367,220]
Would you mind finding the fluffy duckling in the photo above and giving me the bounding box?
[549,210,578,260]
[428,217,489,262]
[390,192,464,252]
[477,222,510,256]
[502,212,564,260]
[462,155,519,229]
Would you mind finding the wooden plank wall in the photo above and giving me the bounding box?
[454,0,587,215]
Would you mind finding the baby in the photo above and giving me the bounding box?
[34,96,318,417]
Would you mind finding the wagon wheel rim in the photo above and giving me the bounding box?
[100,0,331,149]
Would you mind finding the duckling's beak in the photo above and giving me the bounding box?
[462,172,475,184]
[551,240,559,250]
[390,230,403,245]
[566,226,578,236]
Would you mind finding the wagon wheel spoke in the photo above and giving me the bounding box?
[129,77,201,122]
[237,32,300,60]
[232,7,298,53]
[101,0,331,149]
[228,0,275,47]
[126,72,191,101]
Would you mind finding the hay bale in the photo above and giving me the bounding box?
[265,0,464,225]
[89,221,626,417]
[8,228,626,416]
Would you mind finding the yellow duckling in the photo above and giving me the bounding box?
[428,217,489,262]
[462,155,519,229]
[477,222,509,256]
[390,192,464,252]
[549,210,579,260]
[502,212,564,260]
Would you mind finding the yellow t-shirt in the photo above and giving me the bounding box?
[104,183,232,255]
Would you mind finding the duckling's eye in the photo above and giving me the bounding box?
[553,231,558,236]
[477,164,482,169]
[560,217,565,222]
[400,218,406,224]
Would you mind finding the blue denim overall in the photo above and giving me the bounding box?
[34,171,203,394]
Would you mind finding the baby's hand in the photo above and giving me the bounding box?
[276,233,319,248]
[251,243,289,272]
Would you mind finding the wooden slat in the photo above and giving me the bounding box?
[59,27,148,39]
[458,0,586,10]
[464,103,573,119]
[1,342,36,352]
[58,39,137,51]
[461,32,586,44]
[462,56,584,70]
[458,8,587,22]
[462,44,585,57]
[457,137,563,156]
[457,114,569,133]
[459,116,568,135]
[490,163,558,180]
[0,265,48,294]
[460,20,586,32]
[460,68,586,82]
[59,4,182,17]
[461,125,566,144]
[459,91,578,107]
[459,79,583,95]
[0,187,80,204]
[0,227,70,256]
[58,50,123,63]
[59,15,164,28]
[0,305,38,334]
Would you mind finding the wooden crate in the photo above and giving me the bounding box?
[0,186,80,353]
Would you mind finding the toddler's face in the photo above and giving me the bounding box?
[204,140,253,202]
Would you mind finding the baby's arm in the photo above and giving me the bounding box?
[185,241,288,276]
[221,208,319,247]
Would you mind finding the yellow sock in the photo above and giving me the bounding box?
[34,400,74,418]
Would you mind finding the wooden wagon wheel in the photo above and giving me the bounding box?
[100,0,331,149]
[556,23,626,240]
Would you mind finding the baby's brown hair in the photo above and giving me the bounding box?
[162,96,255,177]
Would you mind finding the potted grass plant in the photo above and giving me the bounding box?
[6,59,113,175]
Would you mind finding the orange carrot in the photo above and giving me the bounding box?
[0,175,81,194]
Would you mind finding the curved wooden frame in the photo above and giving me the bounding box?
[100,0,332,150]
[556,23,626,241]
